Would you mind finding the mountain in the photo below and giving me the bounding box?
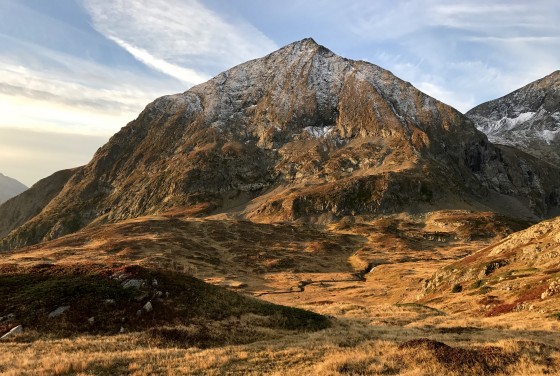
[0,173,27,205]
[467,71,560,167]
[1,38,560,250]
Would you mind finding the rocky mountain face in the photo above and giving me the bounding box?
[0,168,76,238]
[0,173,27,205]
[467,71,560,167]
[2,38,560,250]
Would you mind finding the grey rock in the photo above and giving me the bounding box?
[119,326,125,333]
[48,306,70,318]
[104,299,116,304]
[143,301,153,312]
[88,317,95,325]
[122,279,145,289]
[1,325,23,339]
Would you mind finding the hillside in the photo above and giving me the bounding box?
[0,262,327,340]
[2,38,559,251]
[467,71,560,166]
[0,168,76,238]
[0,173,27,205]
[422,216,560,318]
[2,211,559,374]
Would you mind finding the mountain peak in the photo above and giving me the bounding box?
[292,37,319,46]
[2,40,560,250]
[274,37,332,57]
[467,70,560,167]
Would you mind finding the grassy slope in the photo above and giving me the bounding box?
[0,263,328,340]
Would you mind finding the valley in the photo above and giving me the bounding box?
[2,210,560,375]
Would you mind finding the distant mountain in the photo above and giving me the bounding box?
[0,173,27,204]
[1,38,560,250]
[0,168,76,238]
[467,71,560,167]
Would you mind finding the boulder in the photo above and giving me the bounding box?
[122,279,145,289]
[143,301,153,312]
[1,325,23,339]
[48,306,70,318]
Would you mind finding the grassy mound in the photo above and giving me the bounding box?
[0,263,329,340]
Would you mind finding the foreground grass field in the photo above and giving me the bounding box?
[2,313,559,375]
[1,212,559,375]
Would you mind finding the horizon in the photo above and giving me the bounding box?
[1,0,559,186]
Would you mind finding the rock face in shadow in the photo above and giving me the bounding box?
[2,38,560,250]
[467,71,560,167]
[0,173,27,205]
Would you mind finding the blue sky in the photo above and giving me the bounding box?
[0,0,559,185]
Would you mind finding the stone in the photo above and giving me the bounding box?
[143,301,153,312]
[104,299,116,304]
[88,317,95,325]
[48,306,70,318]
[136,310,142,317]
[119,326,125,333]
[1,325,23,339]
[122,279,145,289]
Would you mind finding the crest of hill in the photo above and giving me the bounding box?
[1,38,559,250]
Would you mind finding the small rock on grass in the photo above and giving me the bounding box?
[122,279,145,289]
[1,325,23,339]
[48,306,70,318]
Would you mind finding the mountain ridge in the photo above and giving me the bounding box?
[466,71,560,167]
[1,38,559,250]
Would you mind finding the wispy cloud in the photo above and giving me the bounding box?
[0,50,174,135]
[83,0,278,78]
[107,36,210,85]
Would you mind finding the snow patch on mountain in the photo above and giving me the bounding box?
[304,126,334,138]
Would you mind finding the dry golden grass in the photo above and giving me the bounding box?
[2,211,558,374]
[1,320,558,375]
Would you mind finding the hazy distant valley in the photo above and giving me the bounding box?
[1,39,560,375]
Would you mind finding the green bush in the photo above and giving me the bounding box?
[470,279,484,289]
[451,284,463,293]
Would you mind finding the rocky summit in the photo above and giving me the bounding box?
[467,71,560,167]
[1,38,560,250]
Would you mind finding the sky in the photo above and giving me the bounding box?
[0,0,559,186]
